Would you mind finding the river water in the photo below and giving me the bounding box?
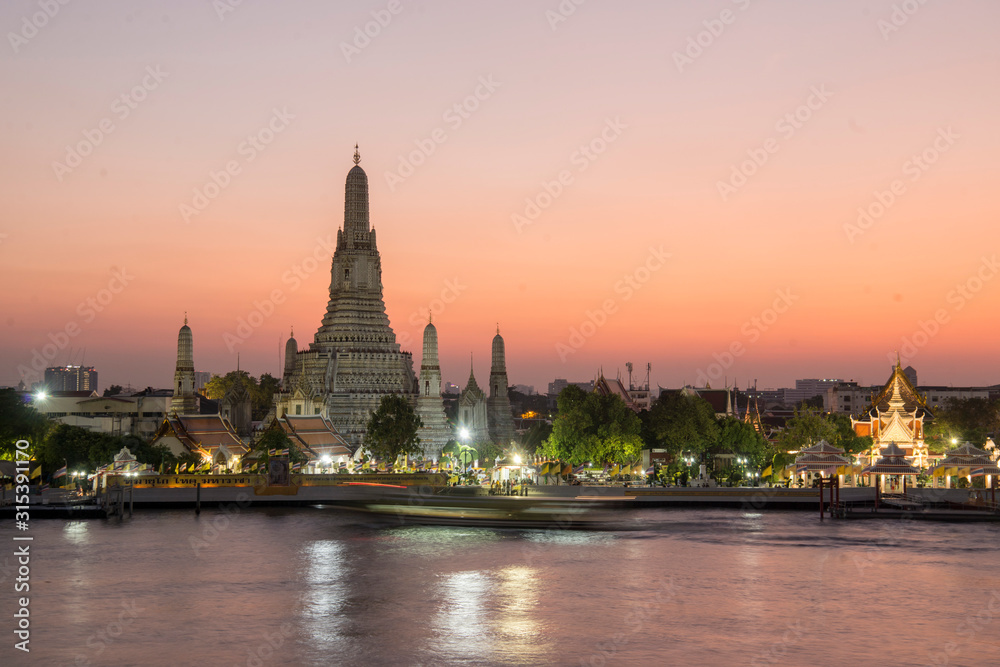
[2,507,999,666]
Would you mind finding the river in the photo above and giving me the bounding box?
[2,507,998,666]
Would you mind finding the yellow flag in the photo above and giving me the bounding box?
[762,465,772,477]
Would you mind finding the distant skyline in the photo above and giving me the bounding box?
[3,1,999,394]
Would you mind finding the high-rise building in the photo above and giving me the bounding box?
[273,148,417,446]
[44,365,98,392]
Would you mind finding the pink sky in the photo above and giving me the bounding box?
[2,0,999,394]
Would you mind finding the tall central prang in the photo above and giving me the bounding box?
[275,147,417,447]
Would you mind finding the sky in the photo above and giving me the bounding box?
[2,0,999,394]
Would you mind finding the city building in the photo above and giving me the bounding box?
[273,148,418,446]
[30,389,172,439]
[44,365,98,393]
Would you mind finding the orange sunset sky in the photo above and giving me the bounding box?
[2,0,999,394]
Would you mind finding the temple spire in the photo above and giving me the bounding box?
[353,143,361,165]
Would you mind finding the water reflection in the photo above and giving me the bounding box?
[299,540,349,649]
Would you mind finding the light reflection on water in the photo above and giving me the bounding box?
[3,508,1000,666]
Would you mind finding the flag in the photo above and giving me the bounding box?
[971,467,985,477]
[363,460,371,470]
[30,464,41,480]
[762,465,773,477]
[573,464,586,474]
[353,462,364,472]
[291,462,302,471]
[279,449,290,457]
[644,466,654,476]
[54,465,67,479]
[40,483,49,492]
[562,463,572,476]
[609,464,620,477]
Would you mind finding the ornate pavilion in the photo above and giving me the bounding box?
[852,360,933,468]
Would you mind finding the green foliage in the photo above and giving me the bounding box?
[926,397,1000,449]
[204,371,281,421]
[364,394,423,462]
[774,408,838,453]
[641,391,720,457]
[543,386,643,465]
[519,421,552,455]
[36,423,118,472]
[715,416,771,467]
[0,389,50,459]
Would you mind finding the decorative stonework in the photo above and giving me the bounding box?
[274,150,417,447]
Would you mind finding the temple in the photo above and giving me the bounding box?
[852,359,933,467]
[273,148,417,447]
[414,318,452,457]
[458,357,489,444]
[170,315,198,415]
[486,327,515,445]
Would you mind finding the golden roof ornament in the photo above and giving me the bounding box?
[353,144,361,165]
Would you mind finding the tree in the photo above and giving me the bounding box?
[520,421,552,455]
[364,394,423,462]
[0,389,49,459]
[103,385,124,397]
[926,397,1000,449]
[542,386,642,465]
[640,391,720,458]
[36,423,118,472]
[254,373,281,420]
[715,416,771,467]
[774,408,837,453]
